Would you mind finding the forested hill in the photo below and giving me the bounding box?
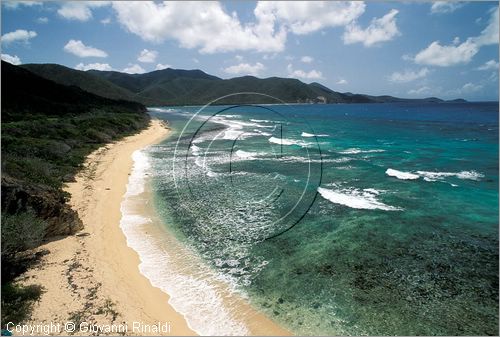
[4,61,146,122]
[1,61,150,313]
[21,62,464,106]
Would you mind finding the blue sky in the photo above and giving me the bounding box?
[1,1,498,101]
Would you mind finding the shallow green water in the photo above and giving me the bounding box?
[147,102,498,335]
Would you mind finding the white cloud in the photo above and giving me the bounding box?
[156,63,171,70]
[122,63,146,74]
[111,2,367,54]
[430,2,465,14]
[408,86,431,95]
[415,7,498,67]
[137,49,158,63]
[263,53,278,60]
[63,40,108,58]
[474,6,499,46]
[75,62,113,71]
[58,1,110,21]
[477,59,499,71]
[414,40,479,66]
[192,58,200,64]
[3,1,42,9]
[287,64,323,80]
[402,54,413,61]
[301,56,313,63]
[1,53,21,65]
[101,17,111,25]
[36,17,49,24]
[1,29,37,44]
[112,1,287,54]
[336,78,348,85]
[223,62,265,76]
[255,1,366,35]
[447,82,484,97]
[343,9,400,47]
[459,82,484,93]
[389,68,429,83]
[235,55,243,61]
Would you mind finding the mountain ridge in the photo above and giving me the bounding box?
[20,62,466,106]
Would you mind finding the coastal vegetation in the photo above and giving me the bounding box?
[1,61,149,327]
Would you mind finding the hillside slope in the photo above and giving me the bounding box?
[2,59,149,246]
[20,63,462,106]
[20,63,150,104]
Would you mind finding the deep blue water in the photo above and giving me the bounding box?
[148,102,498,335]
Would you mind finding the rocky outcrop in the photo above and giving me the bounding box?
[1,176,83,237]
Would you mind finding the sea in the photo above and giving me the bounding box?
[121,101,498,335]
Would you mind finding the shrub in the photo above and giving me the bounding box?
[1,212,47,260]
[1,283,43,327]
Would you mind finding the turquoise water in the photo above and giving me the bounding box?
[148,102,498,335]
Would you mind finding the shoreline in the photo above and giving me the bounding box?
[18,118,290,336]
[122,150,291,335]
[19,119,195,335]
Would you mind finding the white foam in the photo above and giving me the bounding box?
[339,148,386,154]
[363,188,380,195]
[222,129,244,140]
[148,107,179,113]
[317,186,402,211]
[386,168,420,180]
[125,151,151,196]
[386,168,484,182]
[235,150,258,160]
[191,144,202,156]
[416,170,484,181]
[279,155,352,164]
[250,119,280,123]
[301,132,329,138]
[253,129,272,136]
[120,149,249,335]
[208,116,271,141]
[268,136,314,147]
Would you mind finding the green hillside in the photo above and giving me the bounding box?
[21,63,157,105]
[1,61,150,325]
[20,63,460,106]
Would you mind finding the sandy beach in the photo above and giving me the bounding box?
[18,118,289,336]
[19,119,195,335]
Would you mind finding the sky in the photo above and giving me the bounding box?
[1,1,499,101]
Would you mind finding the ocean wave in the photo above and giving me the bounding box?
[339,148,386,154]
[317,186,402,211]
[125,151,151,196]
[253,129,272,136]
[148,107,180,113]
[386,168,420,180]
[268,136,314,147]
[120,149,249,335]
[279,155,352,164]
[207,116,274,140]
[234,150,263,160]
[191,144,201,156]
[386,168,485,182]
[301,132,329,138]
[416,170,484,181]
[250,118,281,124]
